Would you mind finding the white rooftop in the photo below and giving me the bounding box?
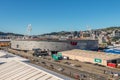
[61,49,120,60]
[0,60,63,80]
[0,50,29,63]
[0,39,11,41]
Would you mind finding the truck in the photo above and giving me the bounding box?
[32,48,49,57]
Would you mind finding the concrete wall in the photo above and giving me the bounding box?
[11,40,98,51]
[11,41,74,51]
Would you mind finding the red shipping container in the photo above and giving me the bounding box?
[107,63,116,68]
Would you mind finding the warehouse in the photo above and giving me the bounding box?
[0,60,63,80]
[11,39,98,51]
[61,49,120,67]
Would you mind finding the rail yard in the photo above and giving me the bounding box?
[6,48,120,80]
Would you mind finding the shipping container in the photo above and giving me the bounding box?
[51,54,62,60]
[52,54,58,60]
[107,63,117,68]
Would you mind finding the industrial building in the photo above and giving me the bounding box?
[0,60,63,80]
[61,49,120,67]
[11,39,98,51]
[0,50,72,80]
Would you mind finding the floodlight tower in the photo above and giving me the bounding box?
[26,24,32,36]
[23,24,32,39]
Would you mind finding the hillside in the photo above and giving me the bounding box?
[41,31,71,36]
[0,26,120,37]
[0,31,23,36]
[95,26,120,33]
[40,27,120,36]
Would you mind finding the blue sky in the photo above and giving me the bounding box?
[0,0,120,35]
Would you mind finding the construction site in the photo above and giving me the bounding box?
[3,47,120,80]
[1,0,120,80]
[0,34,119,80]
[0,36,119,80]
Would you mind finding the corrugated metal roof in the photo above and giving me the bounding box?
[0,60,63,80]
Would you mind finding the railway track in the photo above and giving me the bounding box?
[7,48,120,80]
